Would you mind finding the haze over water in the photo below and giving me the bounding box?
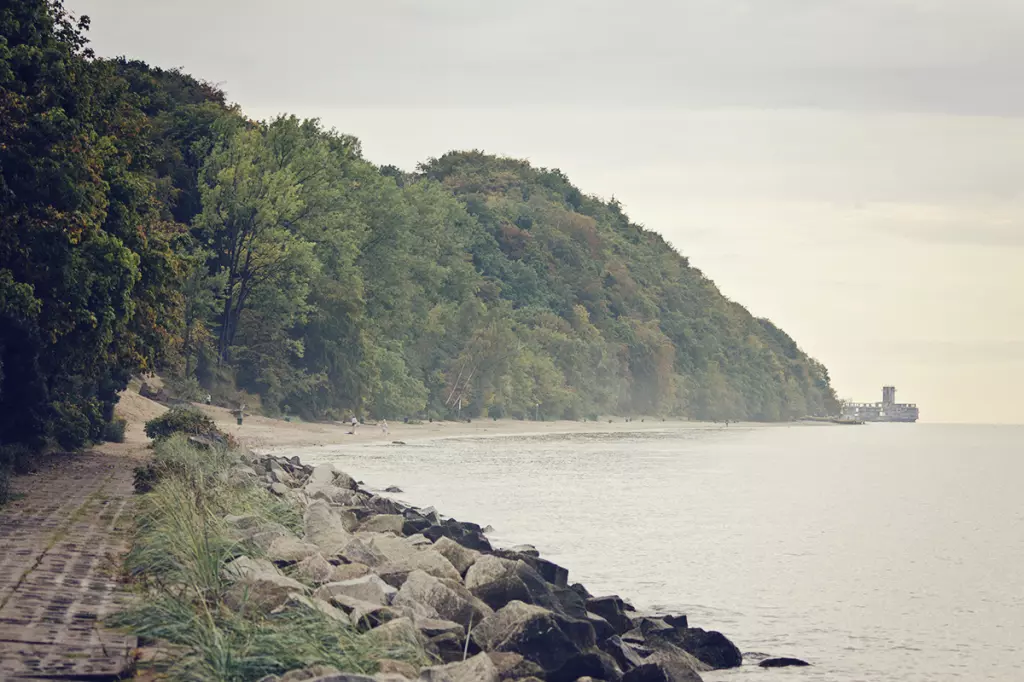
[298,423,1023,681]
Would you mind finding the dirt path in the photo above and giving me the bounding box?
[0,451,138,680]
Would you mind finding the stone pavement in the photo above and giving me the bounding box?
[0,452,138,680]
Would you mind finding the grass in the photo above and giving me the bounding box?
[113,434,427,680]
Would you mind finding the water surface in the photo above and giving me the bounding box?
[295,423,1023,681]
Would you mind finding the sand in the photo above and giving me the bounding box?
[110,389,757,455]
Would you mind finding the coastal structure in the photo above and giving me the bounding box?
[841,386,919,422]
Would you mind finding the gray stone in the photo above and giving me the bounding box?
[587,596,634,634]
[359,514,405,535]
[759,657,810,668]
[314,574,397,606]
[487,652,545,681]
[433,536,479,575]
[307,463,337,487]
[291,553,337,585]
[304,499,353,555]
[415,618,466,639]
[405,533,433,548]
[266,535,321,565]
[471,601,596,674]
[361,616,426,651]
[329,562,371,582]
[341,538,388,567]
[223,556,308,611]
[419,652,499,682]
[270,481,291,496]
[279,665,342,681]
[393,569,493,626]
[310,486,365,507]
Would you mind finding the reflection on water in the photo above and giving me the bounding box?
[292,423,1024,682]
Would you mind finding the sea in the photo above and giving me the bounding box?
[293,422,1023,681]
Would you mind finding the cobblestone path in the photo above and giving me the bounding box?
[0,452,137,680]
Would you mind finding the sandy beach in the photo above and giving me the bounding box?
[113,389,781,456]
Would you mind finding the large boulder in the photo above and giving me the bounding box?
[587,596,634,634]
[492,549,568,587]
[309,486,366,507]
[662,628,741,670]
[465,556,565,614]
[486,652,545,681]
[548,651,624,682]
[359,514,405,535]
[360,616,427,653]
[266,535,322,565]
[419,652,499,682]
[223,556,308,611]
[329,562,371,582]
[304,500,353,555]
[471,601,596,674]
[291,553,337,585]
[759,657,810,668]
[393,569,493,625]
[432,536,479,575]
[600,635,646,672]
[369,536,461,587]
[421,519,491,552]
[621,646,708,682]
[313,575,397,606]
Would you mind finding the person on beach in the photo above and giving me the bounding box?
[380,419,389,435]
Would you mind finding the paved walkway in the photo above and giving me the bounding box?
[0,452,138,680]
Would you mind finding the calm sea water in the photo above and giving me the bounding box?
[294,423,1023,681]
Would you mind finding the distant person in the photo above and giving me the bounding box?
[205,393,212,405]
[350,415,358,430]
[380,419,389,435]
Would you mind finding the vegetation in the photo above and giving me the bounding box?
[1,1,839,462]
[115,435,423,679]
[144,406,220,442]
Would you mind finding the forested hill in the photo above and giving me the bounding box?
[0,1,838,454]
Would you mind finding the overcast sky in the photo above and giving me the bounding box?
[70,0,1024,423]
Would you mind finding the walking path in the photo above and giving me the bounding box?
[0,451,138,680]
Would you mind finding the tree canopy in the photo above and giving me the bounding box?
[0,0,838,458]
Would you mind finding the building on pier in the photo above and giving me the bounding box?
[841,386,919,422]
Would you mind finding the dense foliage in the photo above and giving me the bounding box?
[0,1,838,455]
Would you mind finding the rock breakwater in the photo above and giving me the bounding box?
[239,452,744,682]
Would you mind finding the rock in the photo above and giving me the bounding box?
[663,614,688,629]
[384,485,403,493]
[307,463,337,487]
[759,657,810,668]
[404,534,433,548]
[487,652,545,681]
[314,575,397,606]
[465,555,565,614]
[416,618,466,639]
[366,495,405,515]
[402,509,433,536]
[429,632,468,663]
[548,651,624,682]
[587,596,634,634]
[277,593,350,624]
[393,569,493,625]
[269,461,295,485]
[291,553,337,585]
[304,500,353,555]
[432,536,479,575]
[622,661,703,682]
[587,612,617,641]
[270,481,291,496]
[329,561,371,582]
[375,550,461,588]
[360,514,405,535]
[307,675,376,682]
[666,628,741,670]
[551,583,588,619]
[266,535,321,565]
[310,486,366,507]
[493,549,569,588]
[571,582,593,599]
[376,659,418,678]
[223,556,308,610]
[341,538,388,567]
[471,601,596,674]
[326,593,406,629]
[421,519,492,552]
[504,544,539,557]
[361,616,426,652]
[418,652,499,682]
[600,635,646,672]
[279,664,342,681]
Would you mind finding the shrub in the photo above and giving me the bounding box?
[144,406,219,442]
[50,400,92,450]
[103,417,127,443]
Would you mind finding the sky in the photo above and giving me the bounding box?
[68,0,1024,424]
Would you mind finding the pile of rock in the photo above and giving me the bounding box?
[230,454,746,682]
